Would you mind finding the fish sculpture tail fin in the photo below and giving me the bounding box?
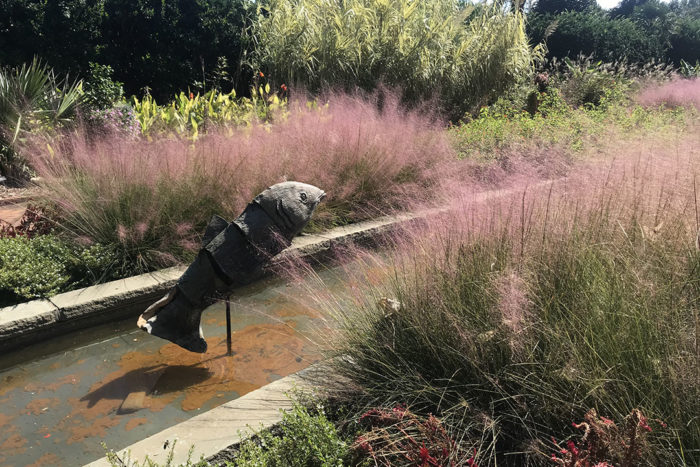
[137,288,208,353]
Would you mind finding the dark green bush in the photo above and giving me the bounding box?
[233,402,350,466]
[0,0,253,101]
[0,235,118,306]
[82,63,125,111]
[528,10,667,63]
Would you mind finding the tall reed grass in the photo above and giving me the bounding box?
[302,146,700,464]
[252,0,541,119]
[30,92,454,275]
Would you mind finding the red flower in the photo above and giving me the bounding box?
[280,84,288,92]
[259,71,265,78]
[467,448,479,466]
[420,444,430,461]
[189,92,194,99]
[639,416,652,432]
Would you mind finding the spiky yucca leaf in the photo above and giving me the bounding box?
[0,58,82,181]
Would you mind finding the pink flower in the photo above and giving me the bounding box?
[639,416,652,432]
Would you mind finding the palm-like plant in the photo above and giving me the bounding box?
[0,58,82,183]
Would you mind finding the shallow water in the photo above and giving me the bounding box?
[0,265,345,467]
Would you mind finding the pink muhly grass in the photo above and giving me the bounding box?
[637,78,700,110]
[28,91,455,270]
[294,138,700,462]
[494,271,530,341]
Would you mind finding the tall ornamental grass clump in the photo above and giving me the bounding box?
[31,92,453,276]
[638,78,700,110]
[310,153,700,464]
[252,0,541,119]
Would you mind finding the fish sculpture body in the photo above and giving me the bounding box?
[137,182,326,353]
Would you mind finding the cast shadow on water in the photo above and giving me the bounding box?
[80,364,215,409]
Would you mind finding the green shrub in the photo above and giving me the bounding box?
[528,10,667,64]
[82,62,124,111]
[234,402,349,466]
[0,235,117,306]
[556,56,627,108]
[252,0,541,118]
[0,0,253,102]
[449,72,694,162]
[131,85,284,138]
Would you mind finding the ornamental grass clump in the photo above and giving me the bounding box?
[307,151,700,464]
[637,78,700,110]
[29,91,453,276]
[252,0,541,119]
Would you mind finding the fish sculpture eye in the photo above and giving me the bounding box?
[300,192,307,202]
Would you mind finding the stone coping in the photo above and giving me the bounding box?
[0,212,415,352]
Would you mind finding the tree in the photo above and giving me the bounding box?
[0,0,253,100]
[0,0,104,77]
[100,0,252,100]
[532,0,598,14]
[528,10,668,62]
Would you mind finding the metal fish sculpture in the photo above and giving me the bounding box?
[137,182,326,353]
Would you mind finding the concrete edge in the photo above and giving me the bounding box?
[0,212,415,352]
[84,371,309,467]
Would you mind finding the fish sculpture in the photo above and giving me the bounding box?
[137,181,326,353]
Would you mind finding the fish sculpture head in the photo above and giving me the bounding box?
[254,181,326,239]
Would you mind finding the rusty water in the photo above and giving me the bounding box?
[0,263,353,467]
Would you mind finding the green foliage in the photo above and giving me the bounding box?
[82,63,125,111]
[557,56,626,108]
[528,0,700,66]
[252,0,541,118]
[101,402,349,467]
[100,0,253,100]
[669,14,700,65]
[0,0,105,80]
[528,10,667,64]
[450,61,694,161]
[680,59,700,78]
[132,86,284,138]
[233,402,349,466]
[0,0,253,101]
[0,235,117,306]
[103,440,206,467]
[532,0,598,14]
[0,58,82,182]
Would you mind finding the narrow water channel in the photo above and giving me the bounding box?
[0,263,346,467]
